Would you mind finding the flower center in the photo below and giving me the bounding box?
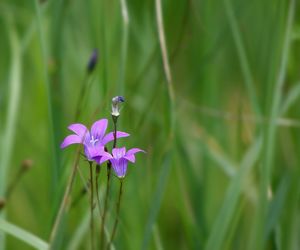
[90,135,99,146]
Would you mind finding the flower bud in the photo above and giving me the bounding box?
[0,198,5,210]
[111,96,125,117]
[87,49,98,73]
[21,159,33,171]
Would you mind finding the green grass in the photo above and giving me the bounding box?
[0,0,300,249]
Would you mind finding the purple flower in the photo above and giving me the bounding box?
[60,119,129,162]
[99,147,145,178]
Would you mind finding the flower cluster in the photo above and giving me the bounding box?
[61,118,144,178]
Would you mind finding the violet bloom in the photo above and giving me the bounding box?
[60,119,129,162]
[100,147,145,178]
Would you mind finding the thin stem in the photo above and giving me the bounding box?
[70,157,93,209]
[100,116,118,248]
[5,165,27,199]
[155,0,174,101]
[155,0,175,139]
[100,165,111,249]
[74,74,89,120]
[118,0,129,95]
[49,146,81,248]
[95,165,102,213]
[107,180,123,250]
[89,162,95,250]
[70,181,90,209]
[74,73,97,121]
[112,116,118,148]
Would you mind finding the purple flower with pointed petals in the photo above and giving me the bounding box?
[60,119,129,162]
[99,147,145,178]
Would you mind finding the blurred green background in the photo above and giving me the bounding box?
[1,0,300,249]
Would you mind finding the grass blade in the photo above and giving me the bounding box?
[264,174,290,240]
[118,0,129,95]
[205,137,262,250]
[141,151,172,250]
[250,0,295,249]
[33,0,59,192]
[280,82,300,115]
[223,0,260,116]
[0,219,49,250]
[0,20,22,249]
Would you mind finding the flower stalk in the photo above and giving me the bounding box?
[107,179,123,250]
[112,115,118,149]
[100,96,124,248]
[0,199,5,211]
[70,181,90,208]
[5,159,33,199]
[95,164,102,211]
[75,49,98,120]
[100,161,111,249]
[49,145,81,248]
[89,161,95,250]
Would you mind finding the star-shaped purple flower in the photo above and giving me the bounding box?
[99,147,145,178]
[60,119,129,162]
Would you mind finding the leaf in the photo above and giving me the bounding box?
[205,137,262,250]
[141,151,172,250]
[280,82,300,115]
[264,174,290,240]
[0,219,49,250]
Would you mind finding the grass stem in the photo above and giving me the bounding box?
[100,165,111,249]
[107,180,123,249]
[48,146,81,249]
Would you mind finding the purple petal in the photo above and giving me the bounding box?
[112,147,126,159]
[60,135,82,148]
[83,132,91,145]
[96,152,113,165]
[84,144,105,161]
[91,119,108,140]
[111,158,128,178]
[126,148,145,155]
[68,123,88,139]
[124,148,145,163]
[101,131,130,145]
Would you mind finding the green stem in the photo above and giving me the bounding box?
[100,115,118,248]
[118,0,129,95]
[89,162,95,250]
[95,165,102,214]
[75,74,89,120]
[74,73,96,121]
[5,164,28,199]
[100,165,111,249]
[70,181,89,209]
[112,115,118,148]
[107,180,123,249]
[48,146,81,249]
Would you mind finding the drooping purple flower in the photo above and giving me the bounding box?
[99,147,145,178]
[60,119,129,162]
